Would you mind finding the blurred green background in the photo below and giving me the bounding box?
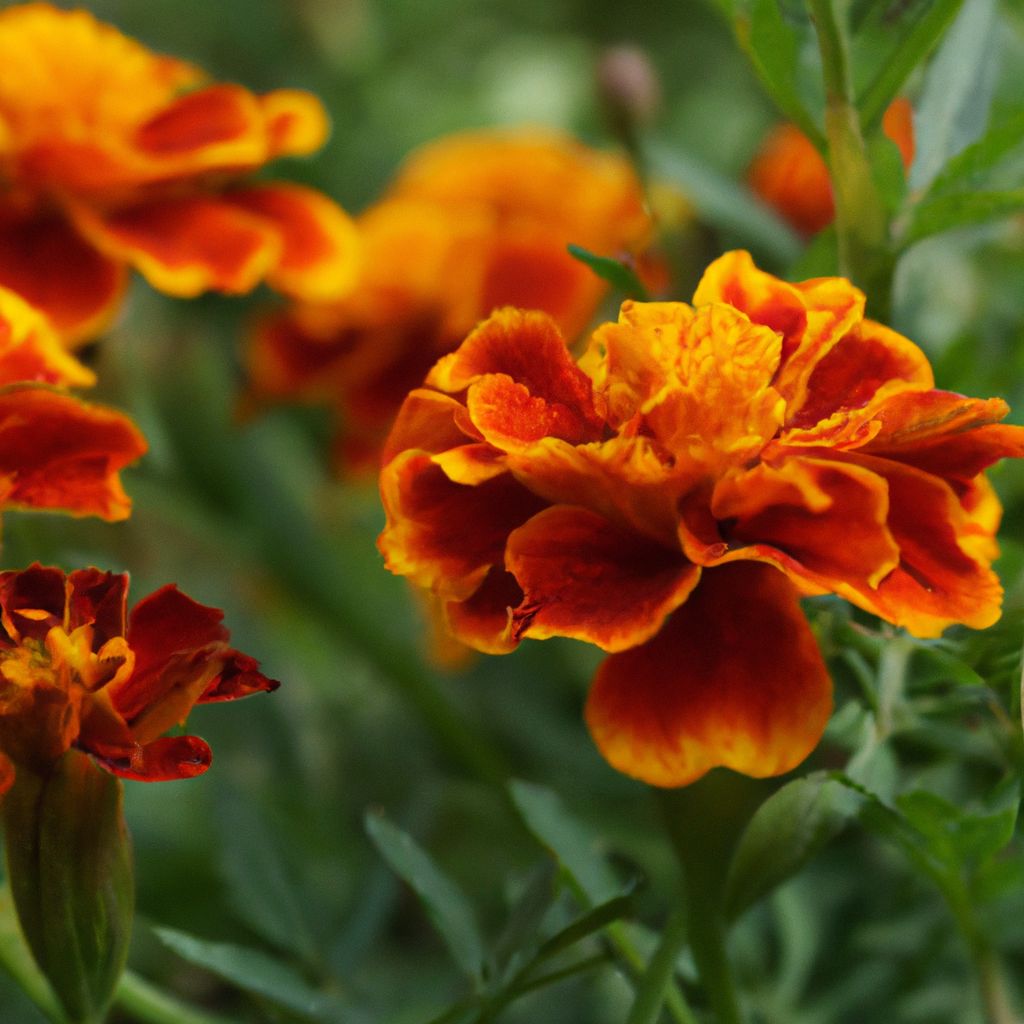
[3,1,1024,1022]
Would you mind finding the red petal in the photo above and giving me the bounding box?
[379,451,546,600]
[585,562,832,787]
[507,505,700,652]
[225,184,360,302]
[198,650,279,703]
[444,566,523,654]
[66,569,128,645]
[382,389,481,467]
[0,213,126,346]
[0,564,67,644]
[0,387,147,520]
[90,734,212,782]
[71,196,279,297]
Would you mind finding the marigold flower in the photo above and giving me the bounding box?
[748,99,915,235]
[0,286,145,519]
[246,128,654,470]
[0,564,278,795]
[379,250,1024,787]
[0,3,358,345]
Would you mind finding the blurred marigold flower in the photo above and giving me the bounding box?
[748,99,915,235]
[0,286,145,519]
[378,250,1024,787]
[0,564,278,795]
[246,127,655,470]
[0,3,359,346]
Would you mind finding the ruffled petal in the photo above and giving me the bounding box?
[90,733,212,782]
[444,566,523,654]
[0,387,146,520]
[70,196,280,297]
[65,568,128,645]
[224,183,361,302]
[379,451,546,600]
[382,389,481,466]
[507,505,700,651]
[585,562,831,787]
[705,456,900,593]
[427,309,602,439]
[0,214,127,346]
[0,564,67,644]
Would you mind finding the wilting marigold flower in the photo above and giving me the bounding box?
[749,99,915,235]
[0,564,278,795]
[246,127,654,470]
[379,250,1024,787]
[0,285,145,519]
[0,3,358,346]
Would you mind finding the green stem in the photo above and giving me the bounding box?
[874,633,914,741]
[625,901,695,1024]
[114,971,241,1024]
[807,0,891,310]
[658,775,771,1024]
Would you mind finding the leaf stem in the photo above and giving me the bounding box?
[625,900,694,1024]
[114,971,241,1024]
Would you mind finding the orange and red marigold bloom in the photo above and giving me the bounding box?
[379,250,1024,787]
[246,127,655,470]
[0,3,359,346]
[0,564,278,796]
[0,285,145,520]
[749,99,915,236]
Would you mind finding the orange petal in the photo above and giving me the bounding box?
[0,287,95,387]
[225,184,361,302]
[378,451,546,600]
[883,97,915,169]
[707,456,900,593]
[134,83,267,171]
[0,752,14,798]
[71,196,280,297]
[90,734,212,782]
[784,318,933,435]
[382,389,482,468]
[747,123,833,235]
[507,505,700,652]
[585,562,832,787]
[427,309,602,436]
[0,386,147,520]
[0,213,127,347]
[260,89,330,158]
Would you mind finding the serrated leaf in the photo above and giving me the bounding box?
[153,927,348,1021]
[364,810,484,981]
[732,0,820,145]
[908,0,999,193]
[724,773,859,919]
[508,780,620,905]
[215,787,320,965]
[567,245,649,301]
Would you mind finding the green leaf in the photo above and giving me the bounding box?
[0,889,64,1024]
[923,109,1024,197]
[645,140,802,266]
[567,245,650,301]
[508,780,620,905]
[364,810,484,981]
[855,0,965,130]
[732,0,821,146]
[3,752,133,1024]
[908,0,999,193]
[724,772,859,919]
[491,861,558,977]
[152,928,352,1022]
[215,787,320,965]
[533,886,641,963]
[902,189,1024,245]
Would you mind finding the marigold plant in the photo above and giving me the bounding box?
[246,127,654,470]
[0,2,359,345]
[379,250,1024,786]
[0,563,278,793]
[748,98,915,235]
